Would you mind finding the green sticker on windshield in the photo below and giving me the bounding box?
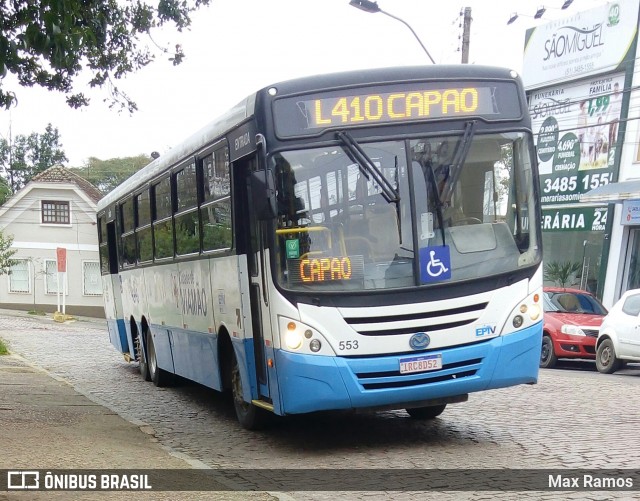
[286,239,300,259]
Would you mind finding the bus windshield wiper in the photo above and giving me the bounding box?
[440,121,477,203]
[422,160,446,246]
[336,131,399,204]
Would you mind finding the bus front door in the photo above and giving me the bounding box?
[239,156,275,406]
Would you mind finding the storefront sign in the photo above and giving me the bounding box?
[542,206,608,232]
[523,0,639,89]
[621,200,640,225]
[530,73,624,206]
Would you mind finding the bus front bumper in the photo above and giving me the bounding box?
[274,322,541,415]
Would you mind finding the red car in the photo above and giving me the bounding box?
[541,287,608,368]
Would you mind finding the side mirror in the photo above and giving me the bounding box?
[251,169,277,220]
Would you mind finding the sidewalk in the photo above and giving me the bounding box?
[0,310,279,501]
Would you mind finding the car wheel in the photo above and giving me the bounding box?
[540,335,558,369]
[406,404,447,419]
[596,339,622,374]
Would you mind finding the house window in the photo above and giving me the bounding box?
[45,259,67,294]
[42,200,70,224]
[82,261,102,296]
[9,259,30,293]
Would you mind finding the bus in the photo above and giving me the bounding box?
[97,65,543,429]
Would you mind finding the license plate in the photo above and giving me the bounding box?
[399,354,442,374]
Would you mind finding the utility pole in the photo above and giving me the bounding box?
[461,7,472,64]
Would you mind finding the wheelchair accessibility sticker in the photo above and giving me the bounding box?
[419,246,452,283]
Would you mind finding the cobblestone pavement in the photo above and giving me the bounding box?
[1,310,639,500]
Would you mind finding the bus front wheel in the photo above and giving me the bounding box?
[406,404,447,420]
[230,352,267,430]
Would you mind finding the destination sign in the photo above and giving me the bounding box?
[273,81,522,137]
[287,255,365,285]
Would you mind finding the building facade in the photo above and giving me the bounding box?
[0,166,104,317]
[522,0,640,308]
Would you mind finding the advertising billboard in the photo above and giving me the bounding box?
[523,0,639,90]
[530,72,625,206]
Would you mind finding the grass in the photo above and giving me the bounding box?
[0,338,8,355]
[28,310,47,316]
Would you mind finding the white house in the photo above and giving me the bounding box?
[0,166,104,317]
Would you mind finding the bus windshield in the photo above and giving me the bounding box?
[273,131,540,292]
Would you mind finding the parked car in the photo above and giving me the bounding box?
[541,287,608,368]
[595,288,640,374]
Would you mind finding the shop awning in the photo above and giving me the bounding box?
[580,179,640,203]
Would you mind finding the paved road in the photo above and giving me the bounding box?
[1,310,639,500]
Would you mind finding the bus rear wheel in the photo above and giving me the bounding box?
[136,331,151,382]
[406,404,447,420]
[147,330,172,387]
[230,352,267,430]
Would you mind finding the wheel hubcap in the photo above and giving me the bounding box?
[541,340,550,362]
[601,347,612,366]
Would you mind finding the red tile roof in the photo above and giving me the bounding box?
[31,166,103,203]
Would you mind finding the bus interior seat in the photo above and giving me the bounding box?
[366,204,400,260]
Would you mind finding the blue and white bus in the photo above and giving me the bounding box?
[97,65,543,429]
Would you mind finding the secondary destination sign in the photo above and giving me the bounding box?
[273,81,522,137]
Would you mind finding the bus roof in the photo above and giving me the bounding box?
[98,93,256,211]
[97,64,521,212]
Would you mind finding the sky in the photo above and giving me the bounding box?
[0,0,609,167]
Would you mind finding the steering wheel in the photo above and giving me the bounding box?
[456,217,483,225]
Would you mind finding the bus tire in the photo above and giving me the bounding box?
[230,351,267,430]
[147,330,172,387]
[540,335,557,369]
[137,330,151,382]
[406,404,447,420]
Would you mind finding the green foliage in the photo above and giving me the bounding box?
[0,230,17,275]
[0,177,12,205]
[0,338,8,355]
[0,0,211,112]
[544,261,581,288]
[69,154,151,194]
[0,123,68,193]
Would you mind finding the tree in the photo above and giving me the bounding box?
[0,0,211,112]
[0,123,67,193]
[70,154,152,194]
[0,231,17,275]
[544,261,581,288]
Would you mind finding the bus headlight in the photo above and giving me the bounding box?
[285,323,303,350]
[502,288,543,335]
[528,303,541,321]
[278,316,335,355]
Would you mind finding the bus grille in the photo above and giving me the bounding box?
[342,302,488,336]
[351,358,482,390]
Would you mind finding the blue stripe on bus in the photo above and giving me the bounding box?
[275,322,542,415]
[107,318,129,354]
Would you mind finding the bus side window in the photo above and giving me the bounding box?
[152,176,174,259]
[119,198,136,268]
[135,189,153,263]
[175,161,200,256]
[201,147,232,252]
